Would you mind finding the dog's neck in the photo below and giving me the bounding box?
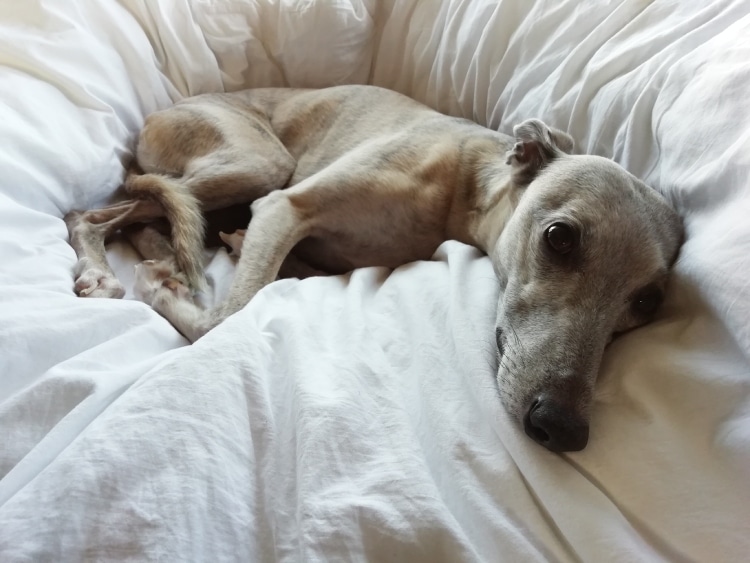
[461,161,518,255]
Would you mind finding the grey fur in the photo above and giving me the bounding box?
[65,85,683,451]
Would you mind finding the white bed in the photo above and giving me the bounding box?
[1,1,749,561]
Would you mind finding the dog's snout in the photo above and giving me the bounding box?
[523,396,589,452]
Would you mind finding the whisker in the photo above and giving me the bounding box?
[508,323,528,371]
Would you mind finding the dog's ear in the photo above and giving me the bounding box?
[506,119,574,186]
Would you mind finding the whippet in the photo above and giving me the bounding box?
[65,85,683,452]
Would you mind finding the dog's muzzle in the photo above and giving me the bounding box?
[523,395,589,452]
[496,328,590,452]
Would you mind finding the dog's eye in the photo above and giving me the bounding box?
[545,222,577,254]
[632,288,663,316]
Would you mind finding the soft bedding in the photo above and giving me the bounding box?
[1,0,749,561]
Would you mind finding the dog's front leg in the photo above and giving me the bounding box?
[209,190,309,327]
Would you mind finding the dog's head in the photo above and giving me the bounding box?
[491,119,683,452]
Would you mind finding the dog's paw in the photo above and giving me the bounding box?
[134,259,190,305]
[219,229,247,258]
[73,259,125,299]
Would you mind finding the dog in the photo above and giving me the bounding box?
[65,85,683,452]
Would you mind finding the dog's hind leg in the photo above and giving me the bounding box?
[65,199,163,298]
[125,221,176,264]
[127,220,203,307]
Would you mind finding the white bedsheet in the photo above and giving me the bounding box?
[1,1,749,561]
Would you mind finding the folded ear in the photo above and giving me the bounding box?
[505,119,574,186]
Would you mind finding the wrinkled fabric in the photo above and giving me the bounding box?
[1,1,748,561]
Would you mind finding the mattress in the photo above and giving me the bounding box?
[1,0,749,561]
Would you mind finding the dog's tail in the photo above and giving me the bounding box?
[125,173,206,290]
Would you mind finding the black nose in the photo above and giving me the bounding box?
[523,396,589,452]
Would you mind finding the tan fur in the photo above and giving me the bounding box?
[65,85,683,452]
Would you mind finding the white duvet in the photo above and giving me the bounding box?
[1,1,749,561]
